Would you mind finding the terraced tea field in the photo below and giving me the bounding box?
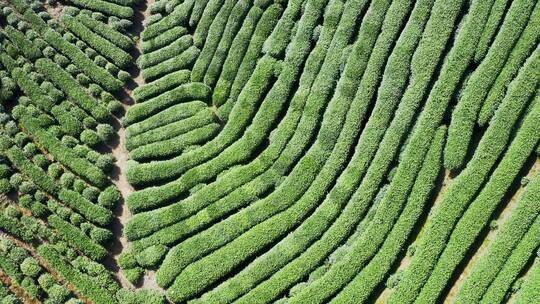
[0,0,539,303]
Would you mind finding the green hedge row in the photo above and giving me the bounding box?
[10,67,55,113]
[50,105,84,137]
[0,51,17,72]
[130,123,220,161]
[415,94,540,303]
[138,35,192,69]
[445,0,536,170]
[124,0,330,214]
[478,2,540,126]
[38,244,116,304]
[76,13,134,51]
[290,0,474,301]
[43,29,122,92]
[125,100,206,138]
[0,214,34,243]
[217,4,282,119]
[189,0,210,28]
[101,0,139,7]
[191,0,225,48]
[333,127,444,303]
[211,5,266,106]
[473,0,513,63]
[201,5,434,303]
[388,26,540,304]
[481,218,540,304]
[59,189,112,227]
[0,250,24,283]
[124,82,210,126]
[262,0,303,58]
[235,0,434,302]
[455,171,540,303]
[35,58,110,123]
[124,0,319,197]
[124,0,340,241]
[48,215,107,261]
[141,0,193,40]
[62,15,132,68]
[69,0,133,19]
[162,0,385,297]
[126,108,215,151]
[3,25,41,60]
[133,70,190,103]
[141,26,188,54]
[515,257,540,304]
[22,8,47,34]
[6,145,60,194]
[190,0,240,83]
[20,114,109,189]
[204,1,258,87]
[141,45,200,81]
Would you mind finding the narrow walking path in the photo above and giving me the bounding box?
[104,0,162,291]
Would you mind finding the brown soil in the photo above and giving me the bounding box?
[104,0,164,292]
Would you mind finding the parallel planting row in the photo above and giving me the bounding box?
[120,0,540,303]
[0,0,539,303]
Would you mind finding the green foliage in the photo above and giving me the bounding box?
[20,277,39,299]
[3,25,42,60]
[141,26,187,53]
[190,0,242,83]
[6,146,59,194]
[19,114,109,188]
[97,186,121,208]
[118,251,138,269]
[478,1,540,126]
[69,0,134,19]
[389,9,539,303]
[42,30,122,92]
[47,284,70,303]
[126,108,214,151]
[138,35,192,69]
[20,257,41,278]
[0,295,20,304]
[62,15,132,68]
[129,123,220,161]
[141,46,200,81]
[38,244,116,304]
[90,227,113,244]
[0,1,537,303]
[38,273,55,291]
[81,129,103,147]
[141,0,193,40]
[212,4,280,107]
[125,100,206,139]
[135,245,168,267]
[48,215,107,261]
[455,172,540,303]
[124,82,210,126]
[445,0,537,170]
[75,13,134,51]
[35,58,110,123]
[116,288,165,304]
[59,189,112,226]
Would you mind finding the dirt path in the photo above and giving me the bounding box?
[0,269,37,304]
[105,0,163,291]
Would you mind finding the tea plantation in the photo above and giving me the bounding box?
[0,0,539,303]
